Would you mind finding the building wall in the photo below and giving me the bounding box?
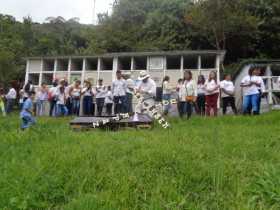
[25,53,223,87]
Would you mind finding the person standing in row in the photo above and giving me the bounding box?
[241,67,262,115]
[177,79,186,118]
[96,79,107,116]
[0,88,6,116]
[124,72,135,114]
[82,80,94,116]
[184,70,197,119]
[196,75,206,116]
[23,80,35,102]
[70,80,82,116]
[112,70,127,114]
[55,80,68,117]
[220,74,237,115]
[205,71,220,117]
[36,83,49,116]
[162,76,172,116]
[5,85,17,114]
[105,86,113,116]
[48,81,58,117]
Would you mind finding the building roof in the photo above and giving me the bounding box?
[24,50,226,60]
[233,59,280,79]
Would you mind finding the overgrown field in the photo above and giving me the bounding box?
[0,112,280,210]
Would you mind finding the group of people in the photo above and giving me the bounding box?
[0,66,267,130]
[162,70,238,119]
[162,66,265,118]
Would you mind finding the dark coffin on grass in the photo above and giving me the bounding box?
[70,114,153,130]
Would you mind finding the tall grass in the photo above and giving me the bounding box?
[0,112,280,210]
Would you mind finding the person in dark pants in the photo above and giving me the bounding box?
[176,79,186,117]
[95,79,107,116]
[82,80,94,116]
[48,81,58,117]
[220,74,237,115]
[5,85,17,114]
[112,70,127,114]
[196,75,206,116]
[105,86,113,116]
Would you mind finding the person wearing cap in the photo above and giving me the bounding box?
[123,72,135,114]
[136,70,157,109]
[112,70,127,114]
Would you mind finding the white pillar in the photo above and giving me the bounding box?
[67,58,71,83]
[97,57,101,81]
[180,56,184,78]
[198,55,202,76]
[131,57,134,71]
[216,55,221,109]
[147,56,150,72]
[267,65,273,105]
[53,58,58,81]
[81,58,86,85]
[39,58,43,86]
[25,59,30,84]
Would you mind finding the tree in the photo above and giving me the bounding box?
[186,0,259,51]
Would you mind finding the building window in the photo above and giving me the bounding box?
[184,55,198,69]
[43,59,55,71]
[134,57,147,70]
[71,59,83,71]
[57,59,69,71]
[100,57,113,71]
[118,57,131,71]
[86,58,98,71]
[28,73,40,86]
[166,55,181,70]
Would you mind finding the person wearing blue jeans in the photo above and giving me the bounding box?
[20,92,36,130]
[241,67,262,115]
[243,94,259,114]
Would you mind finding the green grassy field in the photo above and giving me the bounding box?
[0,112,280,210]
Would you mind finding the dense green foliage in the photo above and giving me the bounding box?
[1,0,280,83]
[0,112,280,209]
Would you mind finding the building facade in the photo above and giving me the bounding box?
[24,50,226,87]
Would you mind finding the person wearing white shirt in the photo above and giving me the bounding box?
[55,84,68,116]
[176,79,186,117]
[220,74,237,115]
[124,72,135,113]
[48,81,58,117]
[135,71,157,114]
[205,71,220,116]
[162,76,172,115]
[105,86,114,116]
[69,80,82,116]
[81,80,94,116]
[184,70,197,119]
[196,75,206,116]
[241,67,262,115]
[95,79,107,116]
[36,83,49,116]
[112,71,127,114]
[5,86,17,114]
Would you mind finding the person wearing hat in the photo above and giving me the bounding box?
[136,70,157,110]
[123,72,135,114]
[112,70,127,114]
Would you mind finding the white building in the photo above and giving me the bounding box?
[24,50,226,87]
